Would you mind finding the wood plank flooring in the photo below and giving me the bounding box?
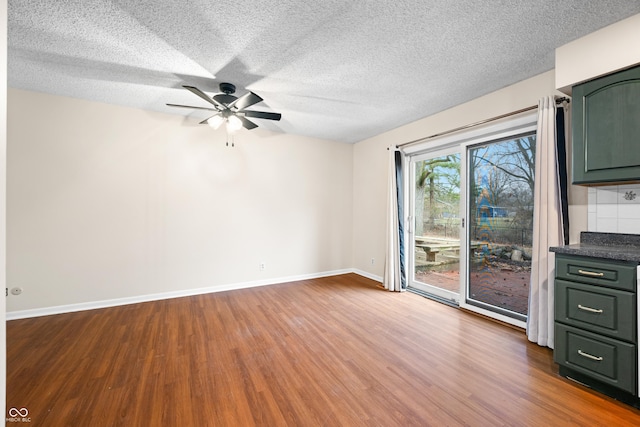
[7,273,640,426]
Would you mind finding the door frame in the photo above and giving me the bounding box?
[408,145,464,304]
[403,112,537,328]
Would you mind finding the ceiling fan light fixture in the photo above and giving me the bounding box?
[168,83,281,136]
[207,115,224,129]
[227,115,243,132]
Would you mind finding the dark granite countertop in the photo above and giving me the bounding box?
[550,232,640,263]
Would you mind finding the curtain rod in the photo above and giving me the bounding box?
[395,96,570,150]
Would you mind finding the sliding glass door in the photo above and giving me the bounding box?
[407,114,537,325]
[409,148,462,303]
[465,133,536,320]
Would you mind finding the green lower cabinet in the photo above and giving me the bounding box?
[555,279,636,342]
[555,254,637,290]
[555,323,636,394]
[553,253,638,401]
[572,64,640,184]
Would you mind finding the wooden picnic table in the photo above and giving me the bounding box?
[414,237,480,262]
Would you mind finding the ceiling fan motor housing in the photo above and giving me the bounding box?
[219,82,236,94]
[214,93,237,105]
[214,83,238,105]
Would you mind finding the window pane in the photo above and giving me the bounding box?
[467,134,535,317]
[412,153,461,300]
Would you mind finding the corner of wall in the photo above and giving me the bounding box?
[556,13,640,90]
[1,0,8,418]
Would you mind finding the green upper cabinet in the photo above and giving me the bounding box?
[572,65,640,184]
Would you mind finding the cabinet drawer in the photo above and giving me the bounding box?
[555,254,636,291]
[555,323,636,394]
[555,279,636,342]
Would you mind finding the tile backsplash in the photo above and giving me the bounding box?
[588,183,640,233]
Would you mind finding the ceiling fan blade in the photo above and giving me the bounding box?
[199,113,221,125]
[238,116,259,130]
[166,103,218,112]
[243,110,282,121]
[183,85,225,109]
[230,91,263,111]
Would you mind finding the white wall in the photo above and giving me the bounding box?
[556,13,640,92]
[555,12,640,236]
[7,89,353,314]
[12,11,639,315]
[1,0,7,419]
[352,70,588,278]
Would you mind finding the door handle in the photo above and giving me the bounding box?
[577,269,604,277]
[577,304,603,314]
[578,349,603,361]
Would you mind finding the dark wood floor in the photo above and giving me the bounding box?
[7,273,640,426]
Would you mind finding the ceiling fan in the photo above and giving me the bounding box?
[167,82,282,132]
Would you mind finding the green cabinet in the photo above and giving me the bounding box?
[554,254,637,397]
[556,323,636,394]
[572,64,640,184]
[555,279,635,342]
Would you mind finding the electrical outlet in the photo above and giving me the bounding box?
[259,262,266,271]
[371,258,375,265]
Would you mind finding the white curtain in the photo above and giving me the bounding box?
[527,96,564,348]
[384,146,404,292]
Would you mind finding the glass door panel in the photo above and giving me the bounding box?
[467,134,536,319]
[411,151,461,302]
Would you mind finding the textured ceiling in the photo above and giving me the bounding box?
[8,1,640,143]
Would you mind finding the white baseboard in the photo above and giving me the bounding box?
[352,268,383,283]
[6,268,364,320]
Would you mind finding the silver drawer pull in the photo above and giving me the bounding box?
[577,269,604,277]
[578,349,603,361]
[577,304,604,314]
